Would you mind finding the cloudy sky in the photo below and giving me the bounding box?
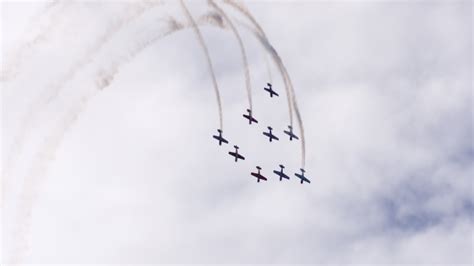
[1,0,472,264]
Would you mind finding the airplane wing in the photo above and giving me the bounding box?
[251,172,266,180]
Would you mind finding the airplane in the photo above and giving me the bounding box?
[273,164,290,181]
[228,145,245,162]
[251,166,268,182]
[283,125,299,141]
[243,109,258,124]
[295,168,311,184]
[212,129,228,145]
[264,83,279,97]
[263,126,279,142]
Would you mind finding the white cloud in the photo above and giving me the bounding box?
[1,0,472,264]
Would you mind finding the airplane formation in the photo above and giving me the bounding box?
[212,83,310,184]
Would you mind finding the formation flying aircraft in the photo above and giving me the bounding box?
[283,125,299,141]
[251,166,268,182]
[295,168,310,184]
[263,126,279,142]
[243,109,258,124]
[212,129,229,145]
[228,145,245,162]
[264,83,279,97]
[273,164,290,181]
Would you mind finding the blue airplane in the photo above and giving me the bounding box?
[251,166,268,182]
[295,168,310,184]
[264,83,279,97]
[283,125,299,141]
[263,126,279,142]
[273,164,290,181]
[228,145,245,162]
[212,129,228,145]
[243,109,258,124]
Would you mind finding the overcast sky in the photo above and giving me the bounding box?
[1,0,473,264]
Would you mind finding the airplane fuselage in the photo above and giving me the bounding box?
[273,170,290,181]
[263,131,279,142]
[243,114,258,124]
[295,173,310,184]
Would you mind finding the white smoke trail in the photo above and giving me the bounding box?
[1,1,66,81]
[179,0,223,130]
[2,1,163,198]
[264,50,273,84]
[209,0,253,112]
[222,0,294,126]
[222,0,306,167]
[8,14,227,262]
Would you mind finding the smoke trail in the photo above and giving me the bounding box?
[209,0,252,112]
[1,1,66,81]
[222,0,306,167]
[2,1,163,197]
[7,16,190,263]
[8,13,232,262]
[264,50,273,84]
[222,0,294,127]
[179,0,223,130]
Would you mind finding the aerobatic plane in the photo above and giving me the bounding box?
[264,83,279,97]
[295,168,310,184]
[243,109,258,124]
[251,166,268,182]
[283,125,299,141]
[273,164,290,181]
[263,126,279,142]
[228,145,245,162]
[212,129,228,145]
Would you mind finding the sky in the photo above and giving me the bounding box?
[1,0,473,264]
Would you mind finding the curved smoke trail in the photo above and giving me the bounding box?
[264,50,273,84]
[6,1,307,262]
[8,16,192,263]
[8,12,233,261]
[1,1,66,81]
[2,1,163,194]
[222,0,306,167]
[222,0,294,126]
[209,0,253,112]
[179,0,223,130]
